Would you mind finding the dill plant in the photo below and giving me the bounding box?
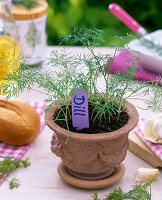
[92,180,153,200]
[1,27,162,136]
[0,155,30,189]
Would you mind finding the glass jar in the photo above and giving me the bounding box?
[10,0,48,67]
[0,0,19,91]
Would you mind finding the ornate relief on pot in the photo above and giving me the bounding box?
[51,133,63,158]
[51,132,74,162]
[98,140,128,167]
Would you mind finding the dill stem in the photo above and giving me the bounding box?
[117,85,128,120]
[128,97,151,103]
[30,88,53,97]
[59,106,70,144]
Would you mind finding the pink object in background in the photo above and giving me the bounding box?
[106,50,161,85]
[109,3,162,75]
[109,3,147,37]
[0,101,47,185]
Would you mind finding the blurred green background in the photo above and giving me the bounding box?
[46,0,162,46]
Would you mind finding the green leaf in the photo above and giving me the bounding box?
[85,7,103,27]
[53,13,69,34]
[101,12,122,26]
[66,6,83,27]
[69,0,86,6]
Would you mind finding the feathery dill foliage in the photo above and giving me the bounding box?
[0,156,30,189]
[9,178,20,189]
[92,180,153,200]
[1,27,162,131]
[12,0,39,9]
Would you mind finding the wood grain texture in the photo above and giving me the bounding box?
[128,132,162,168]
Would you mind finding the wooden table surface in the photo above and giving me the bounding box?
[0,46,161,200]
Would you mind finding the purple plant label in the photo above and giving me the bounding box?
[72,88,89,130]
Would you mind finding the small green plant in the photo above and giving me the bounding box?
[92,180,153,200]
[9,178,20,189]
[0,155,30,189]
[1,27,162,141]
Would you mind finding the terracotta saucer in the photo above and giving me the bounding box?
[57,162,125,189]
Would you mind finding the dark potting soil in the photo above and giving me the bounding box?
[53,105,129,134]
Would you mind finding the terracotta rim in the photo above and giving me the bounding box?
[45,100,139,141]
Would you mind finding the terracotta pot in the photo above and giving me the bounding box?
[45,100,138,180]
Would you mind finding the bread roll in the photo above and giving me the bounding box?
[0,99,41,146]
